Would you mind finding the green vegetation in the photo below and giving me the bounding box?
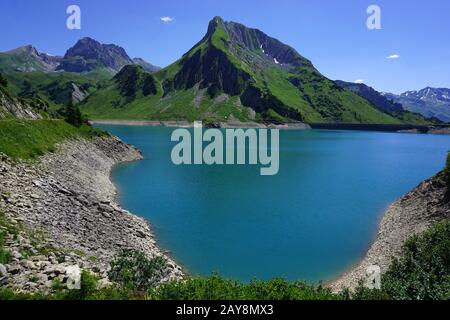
[0,73,7,87]
[0,211,19,264]
[108,249,170,291]
[60,103,86,128]
[3,71,109,113]
[1,218,449,301]
[0,120,105,160]
[445,153,450,201]
[381,220,450,300]
[151,276,336,300]
[0,271,134,301]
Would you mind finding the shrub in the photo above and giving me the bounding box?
[382,220,450,300]
[445,153,450,201]
[342,282,391,300]
[0,73,7,87]
[150,274,337,300]
[63,103,85,128]
[108,250,170,291]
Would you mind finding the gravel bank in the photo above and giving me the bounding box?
[0,135,183,293]
[329,173,450,292]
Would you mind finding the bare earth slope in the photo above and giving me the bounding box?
[330,174,450,291]
[0,136,182,292]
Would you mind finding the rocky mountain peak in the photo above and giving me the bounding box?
[58,38,134,73]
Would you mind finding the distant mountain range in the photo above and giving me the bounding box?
[0,45,62,72]
[335,81,433,124]
[0,37,160,75]
[383,88,450,123]
[0,17,447,124]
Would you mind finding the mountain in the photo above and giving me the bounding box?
[0,38,160,110]
[0,38,160,78]
[132,58,161,73]
[384,88,450,123]
[0,73,43,119]
[56,37,135,74]
[0,45,62,73]
[81,17,400,124]
[335,81,403,114]
[335,81,434,124]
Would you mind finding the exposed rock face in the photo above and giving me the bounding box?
[57,37,134,74]
[329,173,450,292]
[0,136,182,293]
[71,83,89,104]
[148,16,398,124]
[0,89,42,119]
[223,20,314,71]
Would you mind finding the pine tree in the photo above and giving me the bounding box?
[64,102,84,128]
[445,152,450,202]
[0,73,7,87]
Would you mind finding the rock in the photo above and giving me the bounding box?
[36,261,51,270]
[7,264,21,275]
[0,264,7,277]
[45,264,66,276]
[22,260,37,270]
[0,136,183,293]
[11,251,22,259]
[33,180,42,187]
[98,278,112,289]
[65,265,81,290]
[136,230,148,239]
[32,255,48,262]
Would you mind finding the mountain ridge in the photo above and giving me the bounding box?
[0,38,159,76]
[81,16,402,124]
[0,17,443,125]
[0,45,62,72]
[335,80,435,125]
[384,87,450,122]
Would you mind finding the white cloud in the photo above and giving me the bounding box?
[355,79,365,84]
[160,16,175,23]
[386,54,400,59]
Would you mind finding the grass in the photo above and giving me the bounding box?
[0,119,106,160]
[0,211,19,264]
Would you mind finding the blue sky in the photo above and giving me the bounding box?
[0,0,449,94]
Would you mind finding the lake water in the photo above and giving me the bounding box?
[96,124,450,283]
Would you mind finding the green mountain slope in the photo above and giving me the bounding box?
[0,46,62,73]
[3,71,110,113]
[0,72,49,119]
[335,80,435,125]
[81,17,401,124]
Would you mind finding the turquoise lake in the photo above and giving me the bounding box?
[96,125,450,283]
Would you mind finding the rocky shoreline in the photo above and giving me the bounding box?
[91,119,450,135]
[329,173,450,292]
[0,135,183,293]
[1,130,448,295]
[91,119,311,130]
